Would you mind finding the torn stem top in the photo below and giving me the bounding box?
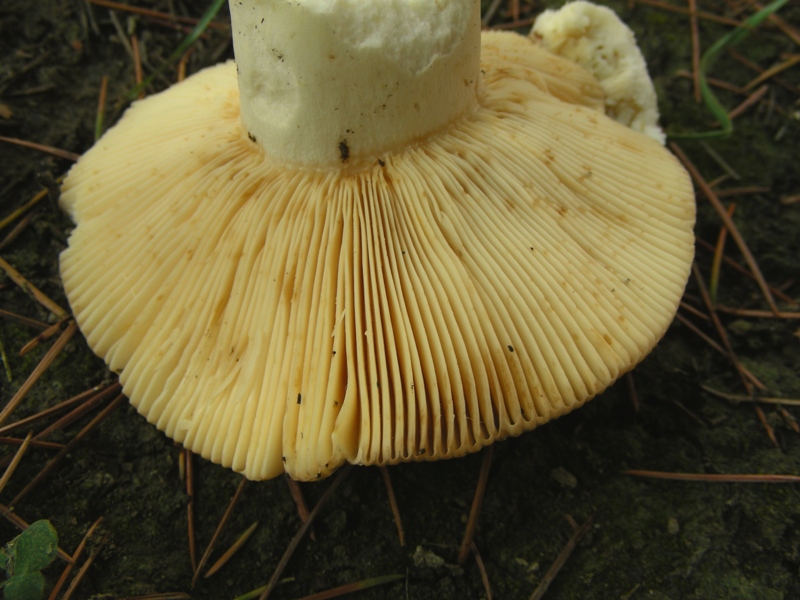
[230,0,481,168]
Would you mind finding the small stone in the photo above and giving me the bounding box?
[413,546,446,569]
[513,557,529,569]
[550,467,578,488]
[667,517,680,535]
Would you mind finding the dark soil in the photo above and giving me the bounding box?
[1,1,799,599]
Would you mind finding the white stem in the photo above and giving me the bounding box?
[229,0,481,168]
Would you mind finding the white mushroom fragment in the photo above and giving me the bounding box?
[59,0,695,481]
[531,0,666,143]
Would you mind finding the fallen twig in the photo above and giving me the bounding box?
[624,470,800,483]
[529,516,593,600]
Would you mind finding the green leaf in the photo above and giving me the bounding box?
[3,572,45,600]
[7,521,58,575]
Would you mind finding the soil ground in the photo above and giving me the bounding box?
[1,1,799,599]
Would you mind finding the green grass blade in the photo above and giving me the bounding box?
[669,0,789,140]
[126,0,227,100]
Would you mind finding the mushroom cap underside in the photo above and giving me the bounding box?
[59,31,695,481]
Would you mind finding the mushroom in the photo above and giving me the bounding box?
[59,0,695,481]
